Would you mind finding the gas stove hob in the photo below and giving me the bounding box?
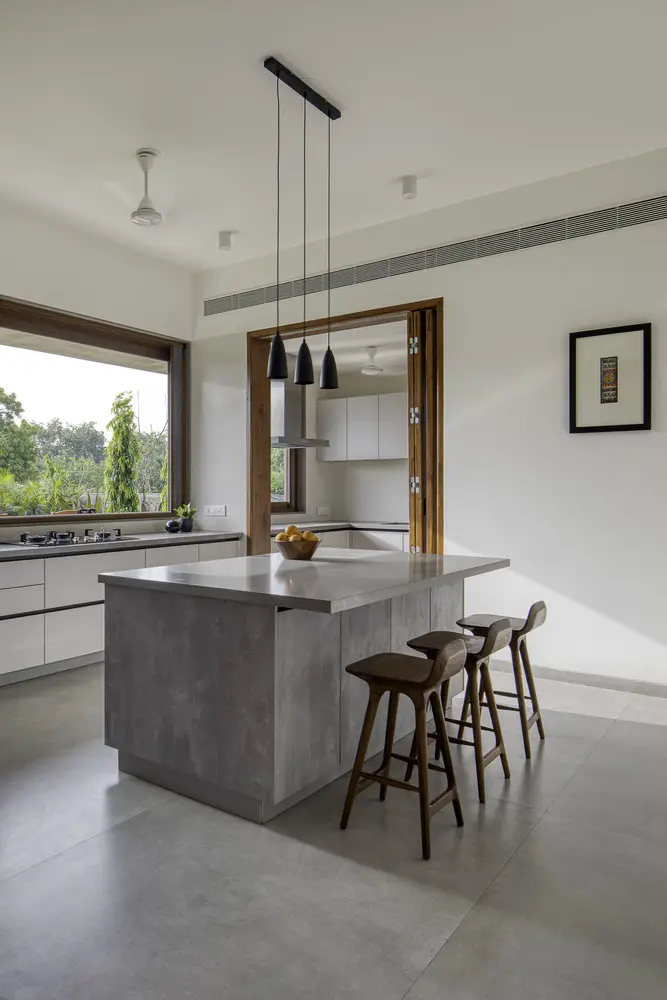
[10,529,141,548]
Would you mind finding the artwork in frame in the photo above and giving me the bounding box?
[569,323,651,433]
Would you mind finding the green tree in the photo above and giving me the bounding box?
[160,448,169,512]
[104,392,140,512]
[137,429,167,497]
[36,418,105,463]
[0,388,39,482]
[270,448,286,499]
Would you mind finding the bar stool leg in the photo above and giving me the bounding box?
[457,675,472,741]
[379,692,399,801]
[481,662,511,779]
[520,638,545,740]
[468,664,486,803]
[414,695,431,860]
[511,637,532,759]
[341,687,381,830]
[431,691,464,828]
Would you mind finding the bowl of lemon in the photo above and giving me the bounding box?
[275,525,321,561]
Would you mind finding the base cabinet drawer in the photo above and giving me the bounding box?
[0,616,45,675]
[198,541,238,561]
[319,530,351,549]
[45,605,104,663]
[0,584,44,618]
[45,550,146,608]
[145,545,199,568]
[0,559,44,590]
[353,530,404,551]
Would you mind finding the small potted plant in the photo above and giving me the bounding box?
[176,502,197,533]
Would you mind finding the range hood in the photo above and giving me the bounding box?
[271,364,329,449]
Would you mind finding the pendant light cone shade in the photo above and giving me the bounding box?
[267,331,288,380]
[320,345,339,390]
[294,338,314,385]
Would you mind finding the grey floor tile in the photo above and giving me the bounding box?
[548,716,667,845]
[405,813,667,1000]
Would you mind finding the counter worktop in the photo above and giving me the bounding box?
[100,548,509,614]
[0,530,242,563]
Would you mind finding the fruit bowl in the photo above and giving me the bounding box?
[275,537,321,561]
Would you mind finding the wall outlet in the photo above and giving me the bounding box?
[204,505,227,516]
[317,506,331,517]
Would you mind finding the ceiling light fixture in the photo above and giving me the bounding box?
[266,76,288,380]
[131,148,162,226]
[294,95,314,386]
[264,57,341,390]
[401,175,418,200]
[361,346,384,375]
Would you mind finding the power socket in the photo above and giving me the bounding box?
[204,505,227,517]
[317,506,331,517]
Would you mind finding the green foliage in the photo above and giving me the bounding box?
[176,503,197,519]
[137,429,167,498]
[104,392,140,513]
[0,387,39,482]
[270,448,286,499]
[160,447,169,512]
[36,418,105,464]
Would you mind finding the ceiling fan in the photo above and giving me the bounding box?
[131,148,163,226]
[361,346,384,375]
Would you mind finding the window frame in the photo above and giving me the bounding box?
[0,294,189,526]
[270,448,300,514]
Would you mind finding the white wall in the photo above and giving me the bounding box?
[191,151,667,688]
[0,196,193,339]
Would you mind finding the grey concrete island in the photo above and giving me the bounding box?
[101,548,509,823]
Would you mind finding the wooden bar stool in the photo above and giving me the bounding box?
[340,639,467,860]
[457,601,547,759]
[406,620,512,804]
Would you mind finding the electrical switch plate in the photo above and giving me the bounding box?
[317,506,331,517]
[204,505,227,516]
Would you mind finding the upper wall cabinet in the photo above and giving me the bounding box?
[317,393,408,462]
[317,398,347,462]
[346,396,379,461]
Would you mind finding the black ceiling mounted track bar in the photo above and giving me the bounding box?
[263,56,341,121]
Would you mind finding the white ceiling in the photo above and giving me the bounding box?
[285,321,407,373]
[2,0,667,270]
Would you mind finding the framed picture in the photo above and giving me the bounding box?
[569,323,651,433]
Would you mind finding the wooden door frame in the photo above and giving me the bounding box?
[247,298,444,554]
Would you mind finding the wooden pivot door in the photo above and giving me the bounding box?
[407,305,444,553]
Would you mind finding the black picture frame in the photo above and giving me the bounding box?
[569,323,652,433]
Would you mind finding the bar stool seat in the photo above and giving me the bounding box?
[457,601,547,759]
[341,639,467,860]
[406,619,513,803]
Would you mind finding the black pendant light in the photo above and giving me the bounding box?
[294,95,314,386]
[267,74,288,381]
[320,116,339,390]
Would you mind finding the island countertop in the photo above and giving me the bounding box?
[100,548,509,614]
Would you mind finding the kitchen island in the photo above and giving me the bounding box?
[101,549,509,823]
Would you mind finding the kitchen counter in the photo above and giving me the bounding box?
[271,520,408,536]
[103,548,509,824]
[0,529,242,563]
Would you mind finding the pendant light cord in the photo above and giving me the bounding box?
[327,115,331,347]
[303,96,307,337]
[276,74,281,330]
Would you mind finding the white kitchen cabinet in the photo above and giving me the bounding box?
[319,530,351,548]
[0,615,45,674]
[45,605,104,663]
[352,530,404,551]
[401,532,410,552]
[378,393,409,460]
[0,559,44,590]
[317,398,347,461]
[346,396,379,461]
[0,584,44,618]
[45,549,146,608]
[198,541,239,561]
[145,544,199,568]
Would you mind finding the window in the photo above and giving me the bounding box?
[270,447,299,513]
[0,299,187,523]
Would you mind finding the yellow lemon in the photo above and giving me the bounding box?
[303,530,318,541]
[285,524,300,536]
[288,532,303,542]
[275,531,289,541]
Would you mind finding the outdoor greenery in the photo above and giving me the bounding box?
[270,448,286,501]
[0,386,168,516]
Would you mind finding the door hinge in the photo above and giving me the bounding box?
[410,545,422,553]
[409,406,420,425]
[409,336,419,355]
[410,475,420,494]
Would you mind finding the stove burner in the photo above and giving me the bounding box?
[84,528,122,543]
[19,530,77,546]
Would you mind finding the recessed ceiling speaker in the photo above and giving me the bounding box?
[131,148,163,226]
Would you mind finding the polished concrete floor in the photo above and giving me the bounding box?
[1,663,666,999]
